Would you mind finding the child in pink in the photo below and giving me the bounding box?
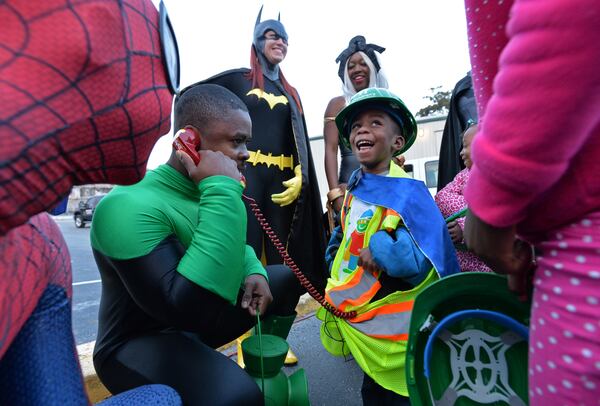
[435,123,491,273]
[463,0,600,404]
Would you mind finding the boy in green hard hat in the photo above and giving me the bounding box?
[317,88,459,404]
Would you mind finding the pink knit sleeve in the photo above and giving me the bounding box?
[464,0,600,227]
[435,169,468,219]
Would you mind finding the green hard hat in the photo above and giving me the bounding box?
[335,88,417,155]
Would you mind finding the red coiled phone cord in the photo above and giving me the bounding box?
[243,194,356,320]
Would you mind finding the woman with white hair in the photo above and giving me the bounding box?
[323,36,389,214]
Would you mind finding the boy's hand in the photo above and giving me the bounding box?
[241,274,273,317]
[357,248,384,274]
[447,220,463,243]
[177,150,242,185]
[332,197,343,213]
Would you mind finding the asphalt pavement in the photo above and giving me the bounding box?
[54,214,365,405]
[55,215,102,344]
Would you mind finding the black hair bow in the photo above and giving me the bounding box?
[335,35,385,80]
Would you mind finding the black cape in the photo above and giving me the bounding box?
[437,72,478,191]
[201,69,328,293]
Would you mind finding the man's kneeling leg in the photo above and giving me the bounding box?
[263,264,301,323]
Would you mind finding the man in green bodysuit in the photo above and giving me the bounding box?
[90,84,301,405]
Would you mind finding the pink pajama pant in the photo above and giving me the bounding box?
[529,212,600,405]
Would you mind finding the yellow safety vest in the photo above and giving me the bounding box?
[318,165,438,396]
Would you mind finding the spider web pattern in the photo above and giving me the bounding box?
[433,329,526,405]
[0,0,174,235]
[0,213,71,359]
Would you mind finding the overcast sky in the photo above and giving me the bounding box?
[148,0,472,168]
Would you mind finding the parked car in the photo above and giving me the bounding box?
[73,195,106,228]
[403,157,439,196]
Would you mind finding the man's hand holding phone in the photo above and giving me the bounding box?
[176,149,242,185]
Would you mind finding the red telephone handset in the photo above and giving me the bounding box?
[173,126,202,164]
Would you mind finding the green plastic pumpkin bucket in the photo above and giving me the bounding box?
[406,272,531,405]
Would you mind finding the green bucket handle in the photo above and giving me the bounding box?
[256,310,266,393]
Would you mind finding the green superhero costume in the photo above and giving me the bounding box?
[91,164,266,303]
[90,165,300,404]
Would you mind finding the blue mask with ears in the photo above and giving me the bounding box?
[253,6,288,51]
[252,6,288,80]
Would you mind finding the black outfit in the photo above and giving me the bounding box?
[361,374,412,406]
[437,72,478,191]
[91,168,301,406]
[93,243,299,406]
[201,69,328,293]
[339,141,360,184]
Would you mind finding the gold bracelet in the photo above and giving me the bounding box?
[327,187,345,203]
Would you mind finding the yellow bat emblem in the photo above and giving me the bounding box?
[246,88,288,109]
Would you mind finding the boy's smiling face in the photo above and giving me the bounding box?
[349,109,404,174]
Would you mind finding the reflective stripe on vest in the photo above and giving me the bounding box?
[325,268,381,311]
[326,183,415,342]
[347,301,414,341]
[339,194,353,227]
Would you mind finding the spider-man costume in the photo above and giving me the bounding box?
[0,0,176,403]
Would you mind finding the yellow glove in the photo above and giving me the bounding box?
[271,165,302,207]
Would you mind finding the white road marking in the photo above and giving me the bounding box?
[73,279,101,286]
